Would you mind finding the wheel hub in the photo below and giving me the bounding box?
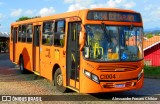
[57,74,62,86]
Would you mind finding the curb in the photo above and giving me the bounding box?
[144,76,160,79]
[0,53,9,56]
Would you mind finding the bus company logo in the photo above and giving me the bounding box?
[2,96,11,101]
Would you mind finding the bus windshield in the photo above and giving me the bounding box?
[83,25,143,62]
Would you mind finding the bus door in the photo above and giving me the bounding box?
[33,25,41,73]
[13,27,17,62]
[67,22,81,89]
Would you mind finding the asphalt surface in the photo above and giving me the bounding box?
[0,53,160,103]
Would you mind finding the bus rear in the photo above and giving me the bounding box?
[79,9,144,93]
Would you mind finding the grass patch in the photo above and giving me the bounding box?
[144,66,160,77]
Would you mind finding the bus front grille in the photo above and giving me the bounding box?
[98,65,139,72]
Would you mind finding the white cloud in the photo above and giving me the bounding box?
[90,0,124,8]
[144,4,153,11]
[91,0,135,8]
[81,0,95,6]
[90,4,107,8]
[64,0,74,3]
[143,7,160,22]
[10,8,55,18]
[67,0,136,12]
[10,9,23,17]
[64,0,95,5]
[151,8,160,19]
[124,1,135,9]
[107,0,123,7]
[44,0,55,1]
[143,18,151,23]
[66,0,95,11]
[39,7,56,17]
[0,13,3,19]
[67,3,86,12]
[25,9,36,16]
[142,7,160,29]
[143,0,148,3]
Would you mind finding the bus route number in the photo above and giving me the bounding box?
[100,74,116,79]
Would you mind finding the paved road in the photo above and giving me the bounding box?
[0,53,160,103]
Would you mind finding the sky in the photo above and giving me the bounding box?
[0,0,160,32]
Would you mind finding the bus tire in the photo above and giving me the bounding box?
[19,57,26,74]
[54,68,67,92]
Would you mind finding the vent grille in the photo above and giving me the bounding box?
[104,81,133,88]
[105,83,114,88]
[125,81,132,87]
[98,65,139,72]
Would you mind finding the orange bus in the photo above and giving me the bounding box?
[10,8,144,93]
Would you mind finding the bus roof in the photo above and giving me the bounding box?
[11,8,139,25]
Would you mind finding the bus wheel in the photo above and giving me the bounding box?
[19,57,26,74]
[54,68,67,92]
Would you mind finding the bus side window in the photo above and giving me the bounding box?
[11,26,13,41]
[26,24,33,43]
[42,21,54,45]
[54,20,65,46]
[18,25,22,42]
[22,25,27,42]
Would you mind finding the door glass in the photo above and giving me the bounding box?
[34,26,40,46]
[33,26,41,71]
[67,22,81,84]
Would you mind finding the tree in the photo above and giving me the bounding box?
[16,16,31,22]
[146,33,153,38]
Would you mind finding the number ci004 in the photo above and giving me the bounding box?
[100,74,116,79]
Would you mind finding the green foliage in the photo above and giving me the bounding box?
[16,16,31,22]
[16,16,41,22]
[144,65,160,76]
[146,33,153,38]
[155,33,160,36]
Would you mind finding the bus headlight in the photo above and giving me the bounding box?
[138,69,144,80]
[83,69,99,84]
[91,74,99,83]
[83,69,91,78]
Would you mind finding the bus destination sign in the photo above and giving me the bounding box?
[87,11,142,22]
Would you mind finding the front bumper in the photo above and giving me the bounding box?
[80,73,144,93]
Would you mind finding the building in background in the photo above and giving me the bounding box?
[0,32,10,53]
[143,36,160,66]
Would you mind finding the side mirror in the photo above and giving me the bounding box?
[79,31,85,51]
[79,24,86,51]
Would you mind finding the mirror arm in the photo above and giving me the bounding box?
[79,24,86,51]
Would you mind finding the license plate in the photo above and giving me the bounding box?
[115,84,125,88]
